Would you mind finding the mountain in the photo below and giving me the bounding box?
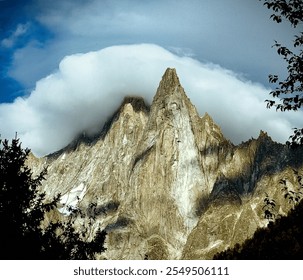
[27,68,303,259]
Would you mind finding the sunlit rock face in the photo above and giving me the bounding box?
[28,68,303,259]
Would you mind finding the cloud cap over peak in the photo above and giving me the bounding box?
[0,44,300,157]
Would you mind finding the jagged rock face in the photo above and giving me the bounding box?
[28,68,303,260]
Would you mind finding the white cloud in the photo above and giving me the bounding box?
[0,44,301,157]
[1,23,30,48]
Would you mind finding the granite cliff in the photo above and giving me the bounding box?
[27,68,303,259]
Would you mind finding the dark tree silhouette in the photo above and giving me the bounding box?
[261,0,303,147]
[0,137,106,259]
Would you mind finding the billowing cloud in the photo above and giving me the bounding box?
[0,44,301,156]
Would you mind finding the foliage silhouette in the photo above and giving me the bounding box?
[0,137,106,259]
[279,169,303,207]
[261,0,303,147]
[263,193,277,221]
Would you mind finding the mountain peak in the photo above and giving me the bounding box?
[28,68,303,260]
[202,112,213,123]
[162,67,180,86]
[120,96,150,113]
[154,68,182,100]
[258,130,271,141]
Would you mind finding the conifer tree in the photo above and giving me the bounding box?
[0,137,106,259]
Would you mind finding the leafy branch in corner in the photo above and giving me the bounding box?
[262,193,277,221]
[261,0,303,147]
[279,169,303,207]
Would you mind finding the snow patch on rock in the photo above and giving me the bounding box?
[59,182,87,215]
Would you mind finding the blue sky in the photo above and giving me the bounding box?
[0,0,295,102]
[0,0,301,156]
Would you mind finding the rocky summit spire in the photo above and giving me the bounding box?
[160,68,180,90]
[129,67,209,254]
[153,68,183,102]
